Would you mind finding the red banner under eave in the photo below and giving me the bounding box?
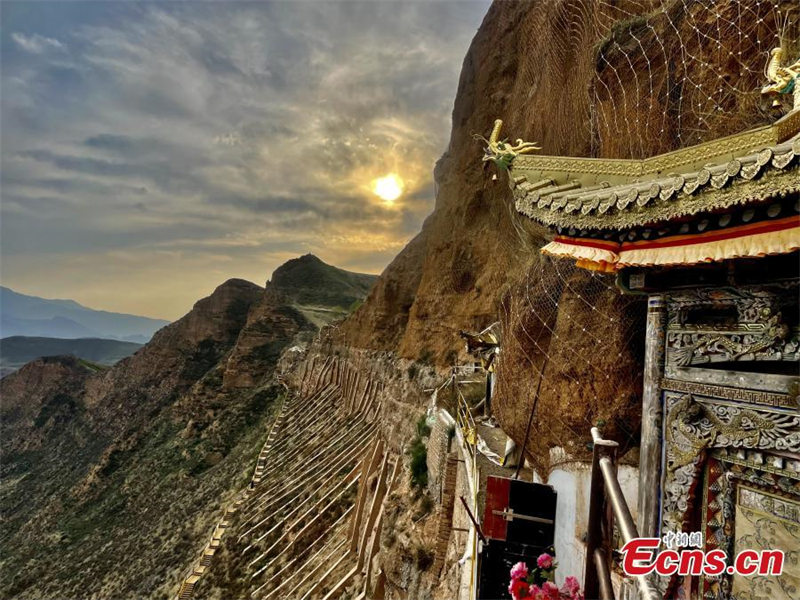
[542,215,800,272]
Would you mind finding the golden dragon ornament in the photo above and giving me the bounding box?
[762,47,800,111]
[475,119,540,171]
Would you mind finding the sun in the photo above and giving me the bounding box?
[372,173,404,205]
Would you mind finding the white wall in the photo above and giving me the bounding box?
[545,448,640,588]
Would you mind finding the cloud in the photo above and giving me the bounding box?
[1,1,490,319]
[11,32,65,54]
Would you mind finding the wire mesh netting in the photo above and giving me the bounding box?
[488,0,797,472]
[513,0,798,159]
[493,252,646,473]
[592,0,798,155]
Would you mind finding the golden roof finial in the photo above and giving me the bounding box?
[761,47,800,110]
[475,119,540,171]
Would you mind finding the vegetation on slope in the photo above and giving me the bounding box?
[0,336,142,376]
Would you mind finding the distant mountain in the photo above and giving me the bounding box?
[0,336,143,377]
[0,286,170,342]
[268,254,378,328]
[270,253,377,310]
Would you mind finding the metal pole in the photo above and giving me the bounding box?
[598,456,638,543]
[459,496,487,544]
[591,429,660,600]
[593,548,615,600]
[484,371,492,419]
[514,353,548,479]
[585,427,618,599]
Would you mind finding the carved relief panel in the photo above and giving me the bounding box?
[657,282,799,599]
[664,284,799,393]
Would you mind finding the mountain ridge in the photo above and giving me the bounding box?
[0,255,375,599]
[0,286,170,342]
[0,336,142,377]
[269,253,378,309]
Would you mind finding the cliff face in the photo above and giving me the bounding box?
[338,0,789,464]
[0,356,96,453]
[341,0,786,363]
[78,279,264,429]
[0,257,373,600]
[222,289,312,388]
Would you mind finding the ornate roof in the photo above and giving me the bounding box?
[513,135,800,231]
[483,114,800,272]
[504,113,800,232]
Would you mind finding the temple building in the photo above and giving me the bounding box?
[477,70,799,598]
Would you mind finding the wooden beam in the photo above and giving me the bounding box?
[320,566,358,600]
[349,438,383,553]
[357,453,390,570]
[638,295,666,539]
[363,460,400,592]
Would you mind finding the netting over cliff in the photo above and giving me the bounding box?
[595,0,797,154]
[514,0,798,159]
[492,252,646,472]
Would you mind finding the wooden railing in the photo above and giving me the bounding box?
[584,427,659,600]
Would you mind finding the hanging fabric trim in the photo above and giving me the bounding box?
[541,237,619,272]
[617,215,799,267]
[542,215,799,271]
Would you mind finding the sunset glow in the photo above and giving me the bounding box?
[1,2,487,319]
[372,173,404,204]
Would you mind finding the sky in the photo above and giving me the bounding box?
[1,0,491,320]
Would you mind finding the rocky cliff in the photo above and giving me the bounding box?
[338,0,790,466]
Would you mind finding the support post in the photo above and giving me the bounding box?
[584,430,617,600]
[459,496,487,544]
[484,370,492,419]
[349,438,383,553]
[638,295,666,539]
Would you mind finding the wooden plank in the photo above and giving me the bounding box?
[363,459,400,589]
[298,552,350,600]
[357,453,390,570]
[320,565,358,600]
[349,438,383,553]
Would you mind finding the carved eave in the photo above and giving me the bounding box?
[510,119,800,232]
[494,113,800,272]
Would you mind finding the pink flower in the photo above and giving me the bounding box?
[510,561,529,581]
[562,576,579,594]
[541,582,560,600]
[527,584,543,600]
[536,553,554,570]
[509,577,530,600]
[562,576,584,600]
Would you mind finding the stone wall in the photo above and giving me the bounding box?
[432,452,459,575]
[545,447,640,588]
